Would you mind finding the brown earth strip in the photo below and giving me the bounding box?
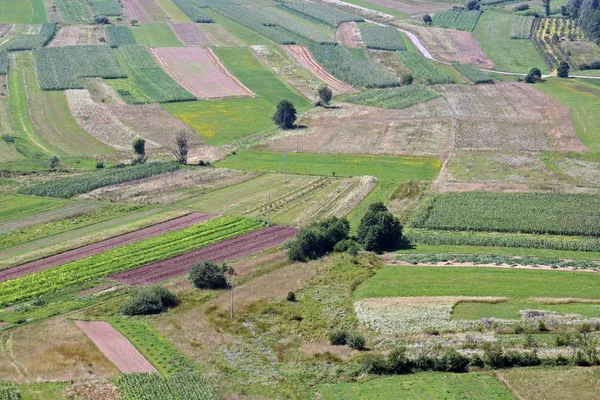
[122,0,152,23]
[110,225,298,285]
[168,22,210,46]
[0,212,216,282]
[284,45,356,93]
[48,26,106,47]
[337,21,362,47]
[75,321,158,373]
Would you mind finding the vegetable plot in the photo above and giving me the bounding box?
[342,85,440,109]
[118,372,219,400]
[0,216,261,306]
[106,25,136,47]
[397,52,455,84]
[278,1,363,27]
[432,10,481,32]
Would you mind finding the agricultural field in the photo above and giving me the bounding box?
[168,22,210,46]
[279,1,364,27]
[106,25,136,48]
[452,62,493,83]
[509,15,534,39]
[342,85,440,109]
[0,0,46,24]
[6,22,55,51]
[129,23,183,47]
[397,51,455,84]
[358,23,406,51]
[432,9,481,31]
[170,0,214,23]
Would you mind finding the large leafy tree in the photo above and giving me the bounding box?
[273,100,297,129]
[357,202,403,252]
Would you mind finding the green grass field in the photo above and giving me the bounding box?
[163,47,309,145]
[153,0,191,22]
[536,78,600,153]
[355,266,600,319]
[0,0,45,24]
[500,367,600,400]
[473,12,548,73]
[217,150,442,181]
[129,23,183,47]
[0,194,68,225]
[339,0,408,19]
[318,373,513,399]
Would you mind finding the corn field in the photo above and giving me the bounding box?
[359,25,406,51]
[397,52,455,84]
[278,1,363,27]
[432,10,481,32]
[6,23,56,51]
[0,49,7,75]
[343,85,439,109]
[171,0,214,23]
[0,382,19,400]
[106,26,136,48]
[452,63,493,83]
[509,16,534,39]
[118,372,219,400]
[90,0,122,16]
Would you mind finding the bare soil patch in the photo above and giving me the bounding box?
[284,45,356,93]
[122,0,151,23]
[151,47,255,99]
[196,23,239,47]
[0,213,216,282]
[337,22,362,47]
[0,318,119,382]
[110,226,298,285]
[136,0,169,22]
[168,22,210,46]
[75,321,158,373]
[79,167,257,204]
[67,380,122,400]
[49,26,106,47]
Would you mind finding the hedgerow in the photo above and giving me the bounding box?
[19,162,180,198]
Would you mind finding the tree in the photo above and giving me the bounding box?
[525,67,542,83]
[316,84,333,106]
[189,261,231,289]
[465,0,480,10]
[172,130,190,164]
[287,216,350,261]
[273,100,297,129]
[423,14,433,24]
[357,202,403,252]
[401,74,414,85]
[132,136,146,164]
[120,286,178,316]
[557,61,570,78]
[543,0,551,16]
[49,155,59,170]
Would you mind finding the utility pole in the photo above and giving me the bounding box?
[267,192,271,226]
[283,152,288,183]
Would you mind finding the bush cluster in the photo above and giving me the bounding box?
[120,286,178,316]
[361,347,470,375]
[357,202,403,252]
[328,329,366,350]
[189,261,231,289]
[288,217,350,261]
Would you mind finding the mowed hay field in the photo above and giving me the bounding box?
[318,373,513,399]
[500,367,600,400]
[163,46,310,145]
[0,0,45,24]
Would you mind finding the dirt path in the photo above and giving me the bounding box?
[0,212,217,282]
[336,22,362,47]
[75,321,158,373]
[110,225,298,285]
[284,45,356,93]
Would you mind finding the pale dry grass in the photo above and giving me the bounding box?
[0,318,119,383]
[66,379,121,400]
[531,297,600,305]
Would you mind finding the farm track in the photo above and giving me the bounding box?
[110,225,298,285]
[75,321,158,373]
[0,212,216,282]
[284,45,356,93]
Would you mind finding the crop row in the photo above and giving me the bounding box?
[106,26,136,48]
[397,52,454,84]
[432,10,481,32]
[6,23,56,51]
[342,85,439,109]
[308,44,398,88]
[118,372,219,400]
[56,0,92,23]
[0,382,19,400]
[20,162,180,198]
[405,228,600,252]
[204,1,334,44]
[0,49,7,75]
[115,45,196,103]
[34,45,126,90]
[410,192,600,237]
[452,63,493,83]
[359,25,406,51]
[171,0,214,23]
[532,18,587,69]
[0,216,261,306]
[90,0,122,16]
[509,15,534,39]
[278,1,363,27]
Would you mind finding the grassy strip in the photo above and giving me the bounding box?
[217,150,441,182]
[397,52,455,84]
[163,46,309,145]
[411,192,600,237]
[354,266,600,299]
[279,2,363,27]
[129,23,183,47]
[0,194,67,225]
[0,216,262,306]
[20,162,181,198]
[394,253,600,270]
[341,85,439,109]
[452,63,493,83]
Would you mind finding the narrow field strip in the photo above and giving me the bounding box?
[0,217,261,306]
[75,321,158,373]
[0,213,216,282]
[110,225,297,285]
[284,45,356,93]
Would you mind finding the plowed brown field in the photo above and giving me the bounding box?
[150,47,255,99]
[122,0,151,23]
[284,45,356,93]
[168,22,210,46]
[75,321,158,373]
[110,225,297,285]
[0,213,216,282]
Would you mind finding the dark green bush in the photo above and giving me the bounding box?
[288,217,350,261]
[357,202,403,252]
[120,286,178,316]
[440,349,470,372]
[328,329,348,345]
[386,347,413,374]
[189,261,230,289]
[347,332,366,350]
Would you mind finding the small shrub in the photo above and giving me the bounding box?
[286,291,296,302]
[387,346,412,374]
[347,332,366,350]
[401,74,414,85]
[120,286,178,316]
[189,261,230,289]
[360,352,388,374]
[328,329,348,345]
[440,349,469,372]
[96,160,105,169]
[49,155,60,170]
[537,319,549,332]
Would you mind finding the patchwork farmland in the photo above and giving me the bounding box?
[2,0,600,398]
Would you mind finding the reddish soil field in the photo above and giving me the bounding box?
[168,22,210,46]
[336,22,362,47]
[284,45,355,93]
[446,30,495,69]
[122,0,151,23]
[0,213,216,282]
[75,321,158,373]
[150,47,255,99]
[110,225,298,285]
